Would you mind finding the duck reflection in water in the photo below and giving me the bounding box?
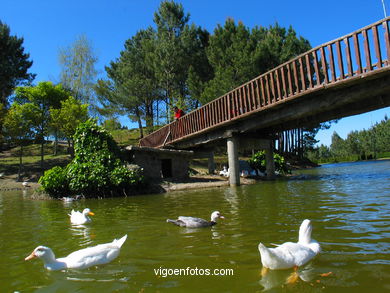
[259,264,332,291]
[69,224,94,246]
[259,264,319,291]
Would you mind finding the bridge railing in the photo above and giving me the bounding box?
[140,17,390,148]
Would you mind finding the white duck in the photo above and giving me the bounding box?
[69,208,95,225]
[258,219,320,274]
[25,235,127,271]
[219,166,229,177]
[167,211,224,228]
[62,195,82,202]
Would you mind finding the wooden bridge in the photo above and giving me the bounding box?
[140,18,390,185]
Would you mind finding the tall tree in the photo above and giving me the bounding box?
[14,82,69,171]
[50,96,89,152]
[153,0,190,121]
[201,19,255,104]
[201,21,311,104]
[98,28,159,137]
[330,131,347,157]
[3,102,37,180]
[58,35,98,114]
[183,25,212,110]
[0,21,35,107]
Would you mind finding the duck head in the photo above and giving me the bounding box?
[82,208,95,216]
[211,211,225,222]
[25,246,56,263]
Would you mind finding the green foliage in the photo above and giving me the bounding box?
[38,166,69,198]
[3,102,40,179]
[248,151,290,174]
[100,1,212,130]
[50,95,89,141]
[102,118,122,131]
[201,20,311,104]
[14,82,70,140]
[3,102,37,140]
[0,21,35,106]
[307,116,390,163]
[59,34,98,108]
[39,119,144,198]
[14,81,71,169]
[248,151,266,173]
[72,119,120,156]
[109,128,140,147]
[98,2,311,131]
[100,27,157,136]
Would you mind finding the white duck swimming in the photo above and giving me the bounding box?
[258,219,320,274]
[25,235,127,271]
[69,208,95,225]
[167,211,224,228]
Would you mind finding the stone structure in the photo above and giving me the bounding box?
[124,146,193,179]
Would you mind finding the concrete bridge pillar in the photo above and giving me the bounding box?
[227,136,240,186]
[264,139,275,179]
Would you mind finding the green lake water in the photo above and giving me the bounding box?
[0,160,389,292]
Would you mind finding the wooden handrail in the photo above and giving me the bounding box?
[140,17,390,148]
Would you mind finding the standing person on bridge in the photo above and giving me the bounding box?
[174,106,185,120]
[173,106,185,137]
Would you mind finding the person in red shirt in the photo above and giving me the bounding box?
[174,106,185,120]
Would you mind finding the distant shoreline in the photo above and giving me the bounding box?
[4,159,387,196]
[0,173,260,197]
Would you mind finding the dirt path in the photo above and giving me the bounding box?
[0,172,259,194]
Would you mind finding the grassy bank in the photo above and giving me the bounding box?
[310,152,390,164]
[0,143,71,181]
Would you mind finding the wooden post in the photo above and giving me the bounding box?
[227,136,240,186]
[264,139,275,179]
[208,151,216,175]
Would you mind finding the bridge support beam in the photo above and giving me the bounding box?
[264,139,275,179]
[227,136,240,186]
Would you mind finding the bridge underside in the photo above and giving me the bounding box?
[170,68,390,150]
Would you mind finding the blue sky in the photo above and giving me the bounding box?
[2,0,389,146]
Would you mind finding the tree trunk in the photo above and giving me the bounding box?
[18,143,23,181]
[166,83,171,124]
[54,130,58,156]
[145,102,154,134]
[40,138,44,173]
[68,139,75,158]
[134,107,144,138]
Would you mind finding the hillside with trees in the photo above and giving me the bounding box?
[307,116,390,163]
[1,0,388,185]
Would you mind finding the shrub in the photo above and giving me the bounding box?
[248,151,266,173]
[39,119,144,198]
[248,151,290,175]
[38,166,69,198]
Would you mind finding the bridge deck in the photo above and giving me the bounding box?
[140,17,390,149]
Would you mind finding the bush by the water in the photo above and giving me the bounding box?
[39,119,144,198]
[247,151,290,174]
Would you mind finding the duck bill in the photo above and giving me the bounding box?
[25,252,37,261]
[219,216,225,219]
[88,212,95,216]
